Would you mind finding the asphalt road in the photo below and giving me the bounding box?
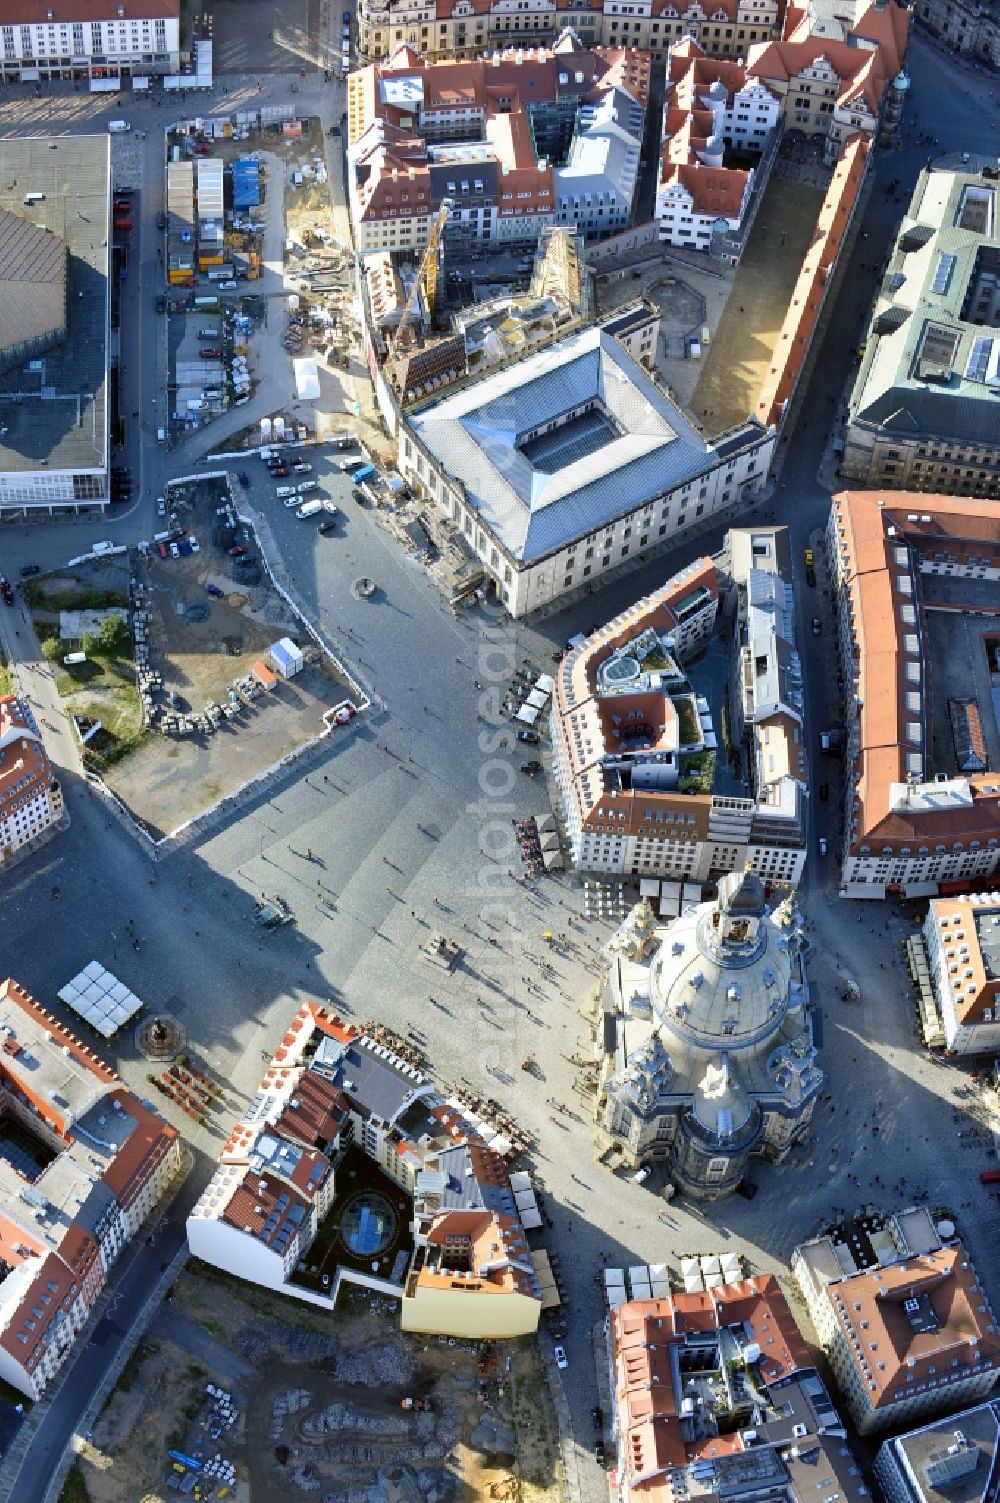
[3,32,1000,1503]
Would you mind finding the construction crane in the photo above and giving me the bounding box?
[388,197,452,366]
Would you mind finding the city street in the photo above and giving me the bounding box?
[1,30,1000,1503]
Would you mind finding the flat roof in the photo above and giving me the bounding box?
[408,325,712,563]
[0,136,109,477]
[850,170,1000,446]
[887,1401,1000,1503]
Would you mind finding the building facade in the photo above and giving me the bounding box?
[399,321,774,617]
[0,979,181,1399]
[921,894,1000,1055]
[915,0,1000,70]
[0,0,179,83]
[0,695,66,866]
[357,0,784,64]
[842,168,1000,493]
[793,1207,1000,1436]
[595,872,821,1197]
[828,490,1000,901]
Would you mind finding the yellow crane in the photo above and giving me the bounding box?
[387,197,452,365]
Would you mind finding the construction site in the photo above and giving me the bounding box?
[74,1263,563,1503]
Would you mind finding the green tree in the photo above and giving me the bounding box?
[81,630,100,656]
[98,614,127,653]
[41,637,61,663]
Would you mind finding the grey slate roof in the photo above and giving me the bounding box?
[848,169,1000,447]
[408,326,713,563]
[0,135,109,477]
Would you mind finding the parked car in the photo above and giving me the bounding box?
[351,487,367,505]
[805,565,817,587]
[553,1346,568,1371]
[0,579,14,605]
[819,782,830,801]
[157,497,166,517]
[296,479,318,493]
[19,564,40,577]
[338,456,366,472]
[217,279,237,290]
[591,1408,604,1431]
[291,461,312,474]
[811,617,822,636]
[595,1443,605,1465]
[206,584,224,598]
[229,545,248,557]
[319,519,338,535]
[188,536,200,553]
[284,494,303,508]
[200,347,221,359]
[177,539,192,557]
[169,542,180,559]
[155,294,166,314]
[156,210,166,230]
[818,836,828,855]
[157,542,168,559]
[517,730,539,745]
[234,555,256,568]
[275,486,295,499]
[268,465,290,478]
[520,760,542,776]
[804,547,814,566]
[198,328,220,340]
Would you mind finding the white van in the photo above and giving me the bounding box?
[297,499,322,519]
[108,120,131,133]
[338,457,366,473]
[275,485,295,499]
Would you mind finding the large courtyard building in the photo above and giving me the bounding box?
[398,321,773,616]
[188,1002,543,1340]
[595,872,821,1196]
[549,528,807,885]
[0,695,66,866]
[828,489,1000,901]
[875,1400,1000,1503]
[610,1273,864,1503]
[793,1207,1000,1436]
[0,135,110,516]
[346,34,649,254]
[0,979,181,1399]
[919,893,1000,1055]
[0,0,179,84]
[842,168,1000,493]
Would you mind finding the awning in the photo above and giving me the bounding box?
[527,688,548,709]
[535,674,555,694]
[516,703,540,724]
[532,1249,561,1308]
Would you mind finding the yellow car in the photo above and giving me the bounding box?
[804,547,814,567]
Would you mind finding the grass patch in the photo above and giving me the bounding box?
[115,1339,155,1397]
[200,1317,226,1340]
[58,1463,91,1503]
[679,748,717,793]
[23,583,128,612]
[0,659,13,697]
[673,694,701,747]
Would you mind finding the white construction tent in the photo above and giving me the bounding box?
[58,961,143,1039]
[293,358,321,401]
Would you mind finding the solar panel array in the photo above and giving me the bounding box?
[57,961,143,1040]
